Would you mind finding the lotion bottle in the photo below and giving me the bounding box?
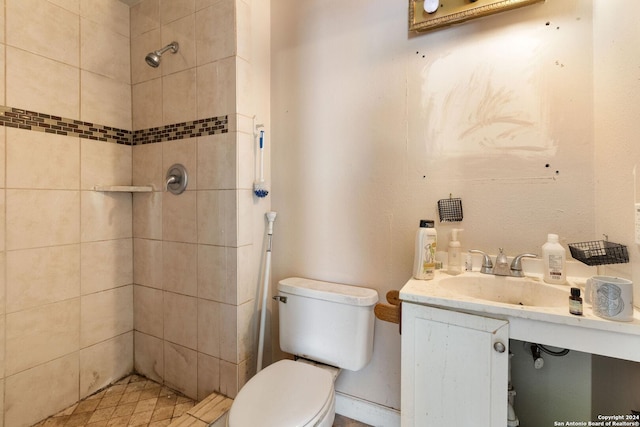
[447,229,464,275]
[413,220,437,280]
[542,233,566,284]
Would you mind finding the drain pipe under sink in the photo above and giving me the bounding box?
[508,352,520,427]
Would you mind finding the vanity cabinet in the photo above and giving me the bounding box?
[400,271,640,426]
[401,302,509,426]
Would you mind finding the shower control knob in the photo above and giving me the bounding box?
[493,342,506,353]
[165,164,188,195]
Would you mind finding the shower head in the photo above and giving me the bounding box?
[145,41,179,68]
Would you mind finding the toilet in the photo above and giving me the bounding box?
[227,277,379,427]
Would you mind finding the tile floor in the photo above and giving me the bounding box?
[31,374,372,427]
[32,375,198,427]
[333,414,373,427]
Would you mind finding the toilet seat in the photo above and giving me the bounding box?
[228,359,335,427]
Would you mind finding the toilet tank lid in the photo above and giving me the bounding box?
[278,277,379,306]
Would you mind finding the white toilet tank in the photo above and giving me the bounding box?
[276,277,379,371]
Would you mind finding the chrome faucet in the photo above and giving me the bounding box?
[469,249,537,277]
[492,248,511,276]
[468,249,493,274]
[510,252,538,277]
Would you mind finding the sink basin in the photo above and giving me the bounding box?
[439,275,570,307]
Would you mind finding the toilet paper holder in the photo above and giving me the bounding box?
[374,290,402,333]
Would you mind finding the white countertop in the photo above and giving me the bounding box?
[400,270,640,362]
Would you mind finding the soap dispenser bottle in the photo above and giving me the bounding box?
[447,229,464,275]
[542,233,566,284]
[413,220,437,280]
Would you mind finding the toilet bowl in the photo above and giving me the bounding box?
[226,277,378,427]
[227,360,336,427]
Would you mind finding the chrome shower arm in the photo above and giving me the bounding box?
[156,42,179,56]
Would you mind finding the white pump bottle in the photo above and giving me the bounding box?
[448,229,464,275]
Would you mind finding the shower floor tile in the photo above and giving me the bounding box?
[32,374,196,427]
[31,374,373,427]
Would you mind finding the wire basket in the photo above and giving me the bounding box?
[568,240,629,266]
[437,197,463,222]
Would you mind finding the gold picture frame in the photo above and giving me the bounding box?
[409,0,544,33]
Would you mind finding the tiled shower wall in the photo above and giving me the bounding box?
[0,0,255,426]
[0,1,134,426]
[130,0,256,405]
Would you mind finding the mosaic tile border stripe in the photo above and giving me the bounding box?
[133,116,228,145]
[0,106,228,145]
[0,106,132,144]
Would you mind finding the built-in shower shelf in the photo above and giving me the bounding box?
[93,185,153,193]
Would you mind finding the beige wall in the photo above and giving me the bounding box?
[0,1,134,426]
[271,0,639,420]
[591,0,640,418]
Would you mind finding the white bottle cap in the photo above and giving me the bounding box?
[547,233,559,243]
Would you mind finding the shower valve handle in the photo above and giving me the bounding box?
[165,164,188,195]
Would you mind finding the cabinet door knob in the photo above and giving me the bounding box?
[493,342,506,353]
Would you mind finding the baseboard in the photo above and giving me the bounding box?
[335,392,401,427]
